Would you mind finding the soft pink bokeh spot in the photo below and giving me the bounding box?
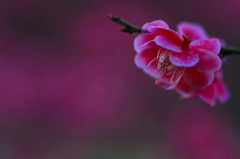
[166,103,239,159]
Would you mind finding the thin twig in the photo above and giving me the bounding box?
[108,14,142,34]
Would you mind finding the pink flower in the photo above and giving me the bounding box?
[134,20,222,91]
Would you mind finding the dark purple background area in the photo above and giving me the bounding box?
[0,0,239,158]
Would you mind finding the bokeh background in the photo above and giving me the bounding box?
[0,0,240,158]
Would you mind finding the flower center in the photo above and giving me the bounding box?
[181,35,192,50]
[147,49,185,84]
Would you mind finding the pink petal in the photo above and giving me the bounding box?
[134,33,156,53]
[177,22,209,40]
[221,56,228,63]
[198,84,217,106]
[183,67,214,88]
[214,37,226,46]
[154,36,182,53]
[192,49,222,72]
[215,80,231,103]
[134,46,159,77]
[148,27,183,52]
[215,70,223,79]
[142,20,169,31]
[189,38,221,54]
[155,75,176,90]
[175,78,195,97]
[169,50,199,67]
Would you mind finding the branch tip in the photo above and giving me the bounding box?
[108,14,142,34]
[108,14,121,22]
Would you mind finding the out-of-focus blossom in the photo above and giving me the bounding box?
[165,103,238,159]
[134,20,223,105]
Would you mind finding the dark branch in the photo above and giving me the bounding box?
[220,46,240,57]
[108,14,142,34]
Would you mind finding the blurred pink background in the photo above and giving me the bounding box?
[0,0,239,158]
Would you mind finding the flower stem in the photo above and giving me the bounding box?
[108,14,240,56]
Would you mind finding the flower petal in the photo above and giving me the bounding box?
[198,84,217,106]
[183,67,214,88]
[155,75,176,90]
[193,49,222,72]
[214,37,226,46]
[148,27,183,52]
[134,33,156,53]
[205,71,230,104]
[175,78,195,97]
[215,78,231,103]
[169,50,199,67]
[142,20,169,31]
[134,46,159,77]
[189,38,221,54]
[154,35,182,52]
[177,22,209,40]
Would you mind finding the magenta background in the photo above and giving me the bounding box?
[0,0,239,158]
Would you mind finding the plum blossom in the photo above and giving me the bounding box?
[134,20,226,105]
